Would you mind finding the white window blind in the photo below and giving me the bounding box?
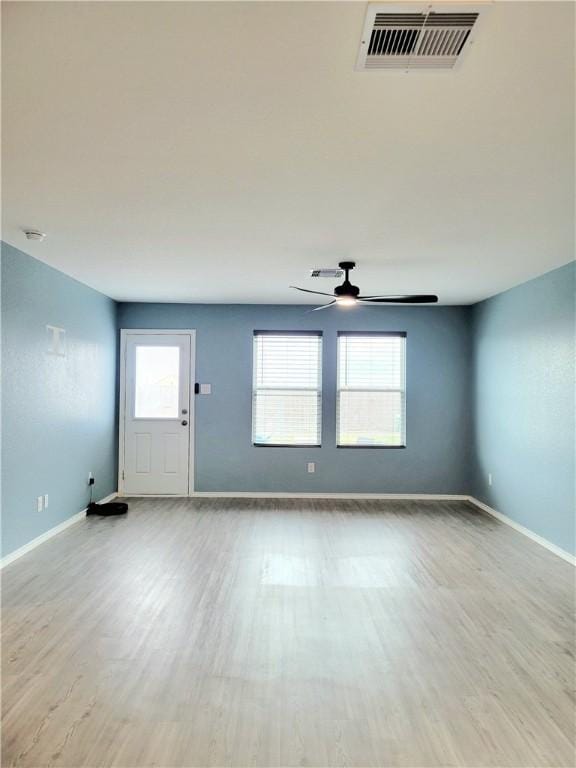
[253,332,322,446]
[337,333,406,447]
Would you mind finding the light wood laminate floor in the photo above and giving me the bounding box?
[2,498,575,767]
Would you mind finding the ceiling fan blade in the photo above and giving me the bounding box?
[291,286,335,297]
[358,295,438,304]
[307,301,336,313]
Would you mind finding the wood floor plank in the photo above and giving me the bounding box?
[2,498,574,767]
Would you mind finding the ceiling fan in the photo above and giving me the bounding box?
[290,262,438,311]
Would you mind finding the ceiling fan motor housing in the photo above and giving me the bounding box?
[335,281,360,298]
[336,261,359,297]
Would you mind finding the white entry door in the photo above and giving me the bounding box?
[121,331,194,495]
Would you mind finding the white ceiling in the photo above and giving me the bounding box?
[2,1,574,304]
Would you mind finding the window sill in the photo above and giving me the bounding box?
[337,445,406,449]
[253,443,321,448]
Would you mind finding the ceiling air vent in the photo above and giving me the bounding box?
[310,268,344,278]
[356,4,484,71]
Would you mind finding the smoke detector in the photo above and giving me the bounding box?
[23,229,46,241]
[356,3,486,72]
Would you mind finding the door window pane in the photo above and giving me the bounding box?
[135,346,180,418]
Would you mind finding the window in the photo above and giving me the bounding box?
[337,332,406,447]
[252,332,322,446]
[134,345,180,419]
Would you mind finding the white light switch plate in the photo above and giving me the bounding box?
[307,462,315,474]
[37,495,43,512]
[200,383,211,395]
[44,494,49,508]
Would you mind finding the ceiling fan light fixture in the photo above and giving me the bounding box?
[290,260,438,309]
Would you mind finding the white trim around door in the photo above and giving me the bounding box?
[119,329,196,496]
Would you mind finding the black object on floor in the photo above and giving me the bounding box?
[87,501,128,516]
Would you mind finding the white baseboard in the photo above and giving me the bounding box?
[1,493,117,569]
[188,492,468,501]
[466,496,575,566]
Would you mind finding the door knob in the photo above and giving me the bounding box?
[181,420,188,426]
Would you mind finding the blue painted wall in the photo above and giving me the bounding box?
[1,243,118,557]
[470,262,576,555]
[118,303,473,495]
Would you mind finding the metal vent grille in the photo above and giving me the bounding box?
[310,268,344,278]
[358,5,482,71]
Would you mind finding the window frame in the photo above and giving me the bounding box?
[252,330,323,448]
[336,331,407,449]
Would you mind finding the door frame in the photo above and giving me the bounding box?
[118,329,196,496]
